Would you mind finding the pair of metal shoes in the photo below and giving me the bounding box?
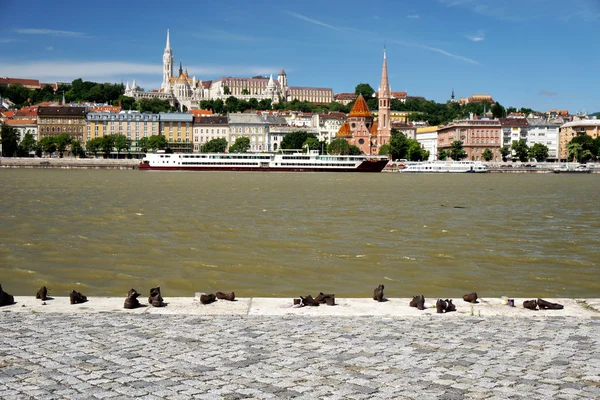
[0,284,15,307]
[436,299,457,313]
[410,295,426,310]
[295,292,336,307]
[523,298,564,310]
[200,291,235,305]
[373,284,385,302]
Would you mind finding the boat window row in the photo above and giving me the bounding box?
[180,155,272,160]
[182,162,261,166]
[278,163,356,167]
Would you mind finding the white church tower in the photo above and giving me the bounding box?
[162,29,173,92]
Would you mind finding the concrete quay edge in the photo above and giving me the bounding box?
[3,296,600,318]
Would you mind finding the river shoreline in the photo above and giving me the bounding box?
[3,296,600,317]
[2,157,599,172]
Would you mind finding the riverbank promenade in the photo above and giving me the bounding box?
[2,297,600,399]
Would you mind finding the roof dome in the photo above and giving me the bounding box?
[336,121,351,137]
[349,95,371,117]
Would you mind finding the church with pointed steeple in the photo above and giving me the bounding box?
[124,29,333,110]
[335,49,393,155]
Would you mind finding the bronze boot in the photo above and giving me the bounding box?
[445,299,456,312]
[523,299,538,310]
[124,288,141,309]
[36,286,48,301]
[463,292,478,303]
[69,290,87,305]
[373,285,384,302]
[0,284,15,307]
[537,298,564,310]
[436,299,447,313]
[200,293,216,305]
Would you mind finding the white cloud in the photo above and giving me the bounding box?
[14,28,88,38]
[285,11,350,33]
[0,39,16,43]
[539,89,558,97]
[0,61,280,87]
[286,11,480,65]
[46,46,54,51]
[466,30,485,42]
[406,15,421,19]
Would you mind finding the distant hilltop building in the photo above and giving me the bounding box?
[124,30,333,110]
[458,94,495,105]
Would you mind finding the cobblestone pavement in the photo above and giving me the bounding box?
[1,313,600,399]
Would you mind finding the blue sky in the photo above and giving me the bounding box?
[0,0,598,113]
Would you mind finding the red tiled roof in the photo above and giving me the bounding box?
[90,106,121,113]
[4,119,37,125]
[0,77,40,87]
[336,121,351,137]
[348,95,371,118]
[189,109,213,116]
[334,93,357,100]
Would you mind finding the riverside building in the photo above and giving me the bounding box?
[38,106,87,143]
[437,116,502,161]
[159,112,194,153]
[86,111,160,153]
[558,118,600,161]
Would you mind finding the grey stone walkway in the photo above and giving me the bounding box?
[1,313,600,399]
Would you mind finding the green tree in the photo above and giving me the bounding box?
[528,143,549,162]
[241,88,250,95]
[70,140,85,158]
[449,141,467,161]
[229,136,250,153]
[101,135,115,158]
[136,98,174,113]
[511,140,529,162]
[389,129,409,161]
[378,144,391,157]
[3,83,30,106]
[567,142,583,162]
[39,136,57,156]
[482,148,494,161]
[281,131,317,150]
[500,145,511,162]
[437,149,448,161]
[354,83,375,99]
[327,138,351,155]
[113,134,130,158]
[147,135,167,151]
[86,137,102,157]
[304,137,320,152]
[406,139,427,161]
[348,145,362,155]
[491,102,507,119]
[203,138,228,153]
[481,149,494,161]
[19,131,37,157]
[0,125,19,157]
[138,137,149,153]
[223,85,231,95]
[54,133,71,158]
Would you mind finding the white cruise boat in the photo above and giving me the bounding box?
[139,150,389,172]
[400,161,489,173]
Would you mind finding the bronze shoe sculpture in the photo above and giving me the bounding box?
[69,290,87,304]
[36,286,49,301]
[409,295,420,308]
[124,288,141,309]
[314,292,335,304]
[463,292,478,303]
[216,292,236,301]
[523,299,538,310]
[373,285,384,302]
[445,299,456,312]
[537,298,564,310]
[200,293,216,304]
[0,284,15,306]
[436,299,447,313]
[325,296,336,306]
[148,287,165,307]
[300,295,320,306]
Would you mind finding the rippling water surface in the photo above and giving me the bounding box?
[1,169,599,298]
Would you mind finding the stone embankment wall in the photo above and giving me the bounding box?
[0,157,139,169]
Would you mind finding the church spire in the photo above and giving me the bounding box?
[179,61,183,76]
[166,29,171,50]
[378,46,390,99]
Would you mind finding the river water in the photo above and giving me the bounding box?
[1,169,599,298]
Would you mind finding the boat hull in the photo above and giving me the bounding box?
[138,160,388,172]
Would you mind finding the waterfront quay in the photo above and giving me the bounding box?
[2,297,600,399]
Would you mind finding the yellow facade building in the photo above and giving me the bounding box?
[558,119,600,161]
